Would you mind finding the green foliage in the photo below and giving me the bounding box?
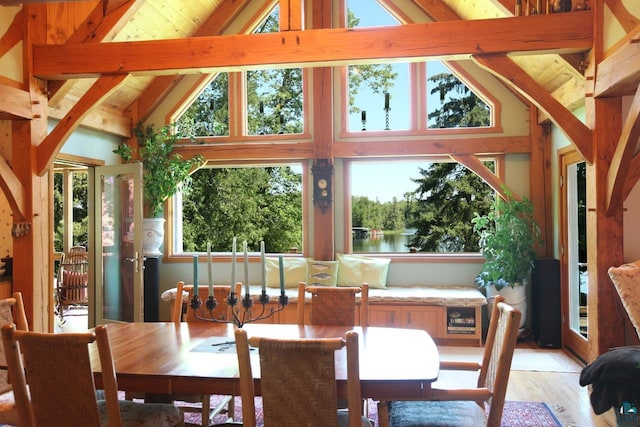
[53,171,89,251]
[113,123,205,217]
[407,163,494,253]
[352,196,407,232]
[182,167,302,253]
[428,72,490,128]
[472,189,543,290]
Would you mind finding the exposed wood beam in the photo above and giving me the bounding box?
[538,75,585,123]
[36,74,128,175]
[279,0,303,31]
[33,11,593,79]
[450,154,515,200]
[333,135,531,157]
[0,155,26,222]
[605,0,638,33]
[606,83,640,215]
[0,83,34,120]
[623,153,640,201]
[133,0,252,122]
[473,54,593,164]
[412,0,459,21]
[0,9,22,58]
[48,0,142,100]
[594,25,640,98]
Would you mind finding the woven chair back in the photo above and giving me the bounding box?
[298,284,369,326]
[181,283,241,323]
[235,329,362,427]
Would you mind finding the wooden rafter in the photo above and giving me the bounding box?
[0,82,33,120]
[450,154,516,201]
[605,0,638,33]
[0,155,26,222]
[594,25,640,98]
[48,0,141,100]
[606,83,640,215]
[133,0,252,122]
[0,9,22,58]
[32,11,593,79]
[623,153,640,201]
[473,54,593,164]
[36,74,128,175]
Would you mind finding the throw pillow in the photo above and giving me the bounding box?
[265,257,307,288]
[306,260,338,287]
[336,253,390,289]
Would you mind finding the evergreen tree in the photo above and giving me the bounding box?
[408,71,493,252]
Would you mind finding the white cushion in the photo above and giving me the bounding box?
[265,257,308,289]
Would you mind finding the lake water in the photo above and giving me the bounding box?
[352,229,416,253]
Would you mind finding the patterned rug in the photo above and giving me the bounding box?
[180,397,567,426]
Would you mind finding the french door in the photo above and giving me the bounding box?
[93,163,144,324]
[560,150,588,361]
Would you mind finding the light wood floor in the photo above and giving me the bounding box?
[56,313,618,426]
[438,344,618,427]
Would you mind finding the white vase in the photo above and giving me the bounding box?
[486,283,527,331]
[142,218,165,256]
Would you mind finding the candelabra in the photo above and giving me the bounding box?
[190,286,289,327]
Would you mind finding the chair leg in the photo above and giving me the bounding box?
[201,394,210,427]
[377,401,389,427]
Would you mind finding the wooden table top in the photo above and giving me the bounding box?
[90,322,439,401]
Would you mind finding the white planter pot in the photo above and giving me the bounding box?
[142,218,165,256]
[486,283,527,331]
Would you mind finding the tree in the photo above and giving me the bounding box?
[182,166,302,253]
[408,70,493,252]
[428,72,490,128]
[407,163,493,252]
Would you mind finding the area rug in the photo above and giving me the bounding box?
[179,397,567,426]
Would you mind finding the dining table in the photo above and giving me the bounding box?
[89,322,440,401]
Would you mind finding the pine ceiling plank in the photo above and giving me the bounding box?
[33,12,593,79]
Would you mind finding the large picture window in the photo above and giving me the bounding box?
[172,165,304,255]
[349,160,495,254]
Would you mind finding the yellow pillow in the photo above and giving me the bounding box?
[265,257,307,288]
[336,253,390,289]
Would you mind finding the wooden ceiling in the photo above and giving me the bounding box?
[8,0,608,138]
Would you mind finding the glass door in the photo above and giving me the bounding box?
[94,163,144,323]
[560,151,588,360]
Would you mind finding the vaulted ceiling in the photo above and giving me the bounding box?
[5,0,607,142]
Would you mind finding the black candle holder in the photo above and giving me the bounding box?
[190,286,289,327]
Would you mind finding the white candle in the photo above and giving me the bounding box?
[231,237,236,294]
[243,240,249,296]
[260,241,266,292]
[193,254,199,295]
[207,241,213,297]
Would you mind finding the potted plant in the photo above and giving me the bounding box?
[114,123,204,255]
[472,188,542,330]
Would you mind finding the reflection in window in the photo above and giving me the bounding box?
[350,161,494,253]
[174,165,303,254]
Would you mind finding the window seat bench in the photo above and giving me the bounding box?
[162,284,486,346]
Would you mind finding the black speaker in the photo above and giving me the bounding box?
[143,256,160,322]
[531,258,562,348]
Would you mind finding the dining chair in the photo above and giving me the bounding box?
[56,245,89,322]
[169,280,241,426]
[1,323,183,427]
[234,328,372,427]
[0,292,29,426]
[377,295,521,427]
[297,282,369,327]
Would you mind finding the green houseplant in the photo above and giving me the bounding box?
[472,188,542,329]
[114,123,204,254]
